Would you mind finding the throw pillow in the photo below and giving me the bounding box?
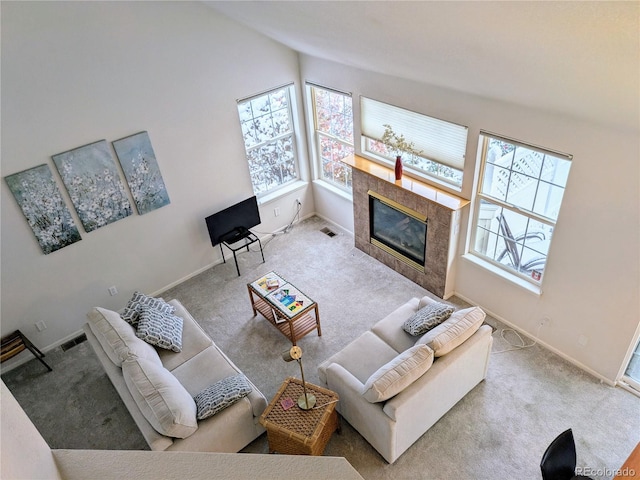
[122,357,198,439]
[135,306,184,352]
[193,374,253,420]
[402,302,455,336]
[417,306,486,356]
[121,291,176,328]
[361,344,434,403]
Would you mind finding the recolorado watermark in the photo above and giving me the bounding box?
[576,467,636,477]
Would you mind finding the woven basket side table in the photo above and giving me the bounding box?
[260,377,339,455]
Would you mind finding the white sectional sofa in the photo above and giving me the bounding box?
[318,296,493,463]
[84,298,267,452]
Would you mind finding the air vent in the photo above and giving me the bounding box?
[320,227,337,237]
[60,334,87,352]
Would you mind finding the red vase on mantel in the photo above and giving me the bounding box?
[394,155,403,181]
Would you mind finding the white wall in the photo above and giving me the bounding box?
[0,1,313,355]
[299,55,640,383]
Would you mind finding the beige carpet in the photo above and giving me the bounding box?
[3,216,639,479]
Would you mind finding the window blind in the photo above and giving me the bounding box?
[361,96,468,170]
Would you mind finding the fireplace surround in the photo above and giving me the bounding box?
[343,154,469,299]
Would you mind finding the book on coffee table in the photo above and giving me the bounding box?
[267,283,313,318]
[251,272,285,295]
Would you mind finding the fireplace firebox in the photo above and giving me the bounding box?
[368,190,427,271]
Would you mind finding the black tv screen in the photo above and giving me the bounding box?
[205,196,261,246]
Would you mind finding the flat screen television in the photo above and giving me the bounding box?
[205,196,261,246]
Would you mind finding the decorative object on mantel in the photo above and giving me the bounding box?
[381,124,423,181]
[112,131,171,215]
[53,140,132,232]
[5,164,82,254]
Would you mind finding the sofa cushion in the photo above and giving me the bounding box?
[122,357,198,439]
[318,331,399,385]
[86,307,161,367]
[362,344,434,403]
[193,374,252,420]
[136,306,183,352]
[402,301,454,336]
[170,346,267,419]
[157,299,215,372]
[121,291,176,328]
[370,297,422,354]
[417,306,486,356]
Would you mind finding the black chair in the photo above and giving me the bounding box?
[540,428,593,480]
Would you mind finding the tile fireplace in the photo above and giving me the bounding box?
[343,154,469,299]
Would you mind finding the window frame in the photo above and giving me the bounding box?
[307,83,354,192]
[236,84,300,198]
[468,132,572,287]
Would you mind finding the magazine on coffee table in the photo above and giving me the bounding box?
[250,272,286,295]
[267,283,314,319]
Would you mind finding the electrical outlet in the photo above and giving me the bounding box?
[108,286,118,296]
[539,316,551,327]
[35,321,46,332]
[295,198,301,206]
[274,207,280,217]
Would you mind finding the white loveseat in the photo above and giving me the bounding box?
[84,298,267,452]
[318,296,493,463]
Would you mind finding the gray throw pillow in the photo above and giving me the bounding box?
[193,374,253,420]
[121,291,175,328]
[403,302,455,336]
[135,306,183,352]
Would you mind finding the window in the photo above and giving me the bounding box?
[237,85,298,196]
[360,97,468,188]
[470,133,572,285]
[308,84,354,190]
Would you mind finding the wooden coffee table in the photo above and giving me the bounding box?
[260,377,339,456]
[247,271,321,345]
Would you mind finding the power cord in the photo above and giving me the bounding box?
[244,199,302,253]
[492,322,543,354]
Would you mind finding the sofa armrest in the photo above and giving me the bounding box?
[83,324,173,451]
[325,363,396,463]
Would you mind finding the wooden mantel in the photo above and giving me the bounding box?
[342,154,469,211]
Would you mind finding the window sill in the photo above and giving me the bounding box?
[312,179,353,202]
[256,180,307,205]
[461,254,543,296]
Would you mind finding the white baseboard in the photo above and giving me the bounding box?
[0,328,87,373]
[453,291,617,387]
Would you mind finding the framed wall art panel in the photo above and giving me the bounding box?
[52,140,132,232]
[5,164,82,254]
[113,131,170,215]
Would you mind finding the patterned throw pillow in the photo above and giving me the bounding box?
[121,291,175,328]
[193,374,252,420]
[402,302,455,336]
[135,306,183,352]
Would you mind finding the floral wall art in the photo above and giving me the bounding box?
[52,140,132,232]
[112,131,170,215]
[5,164,82,254]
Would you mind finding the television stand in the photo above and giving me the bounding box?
[220,228,264,276]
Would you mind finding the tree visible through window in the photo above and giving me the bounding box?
[360,97,467,188]
[309,84,354,190]
[471,133,572,285]
[237,86,298,195]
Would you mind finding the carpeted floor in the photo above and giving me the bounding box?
[3,216,639,479]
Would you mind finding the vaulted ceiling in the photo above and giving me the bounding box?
[205,1,639,132]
